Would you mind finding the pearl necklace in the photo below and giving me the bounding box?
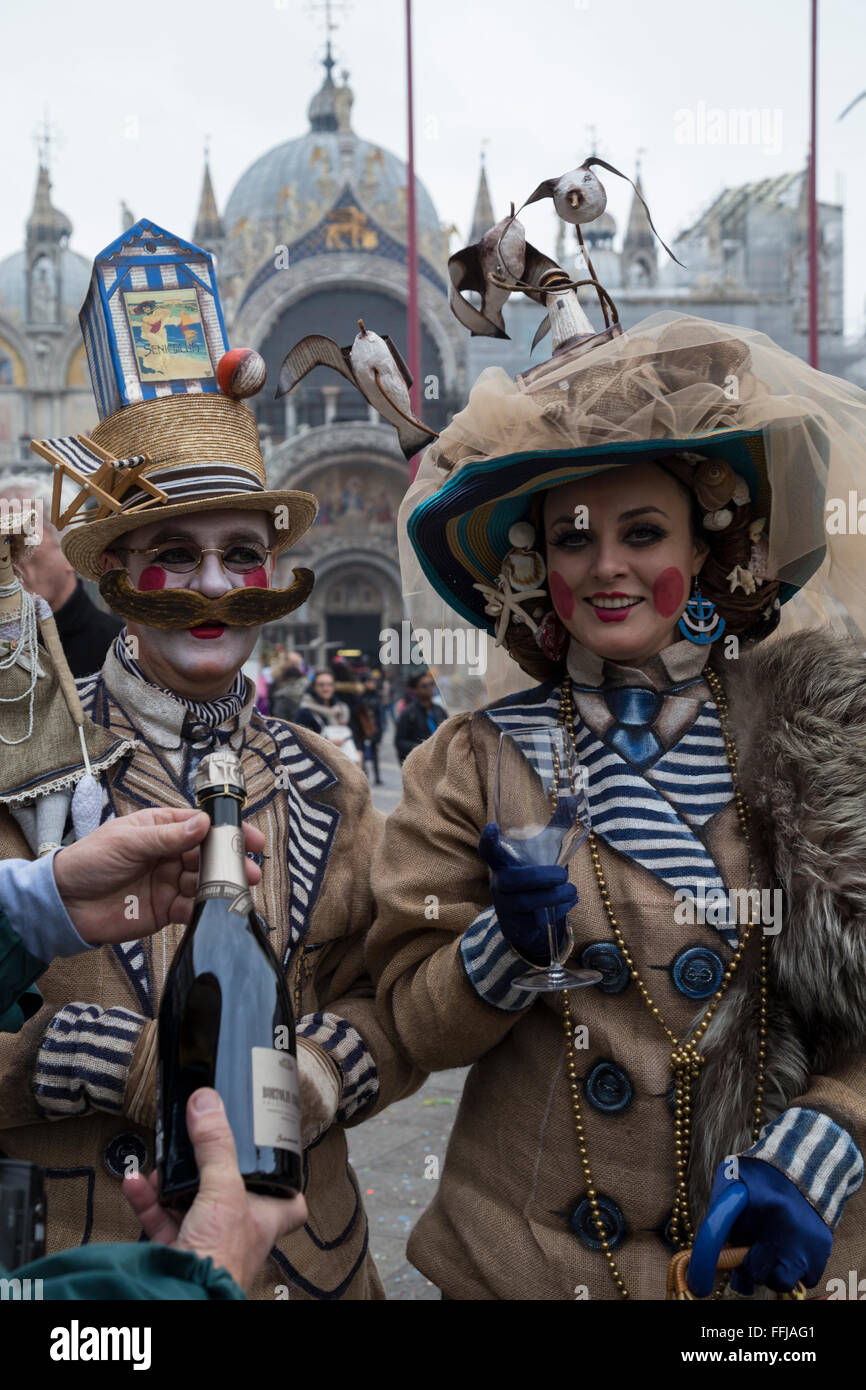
[0,579,40,745]
[557,666,768,1298]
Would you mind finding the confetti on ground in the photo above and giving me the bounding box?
[366,1188,375,1195]
[422,1098,455,1106]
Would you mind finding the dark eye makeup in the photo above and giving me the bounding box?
[547,522,669,550]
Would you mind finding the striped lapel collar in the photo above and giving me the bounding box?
[484,679,733,915]
[249,712,340,965]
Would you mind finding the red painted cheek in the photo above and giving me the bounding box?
[242,566,269,588]
[653,567,685,618]
[549,569,575,621]
[138,565,167,591]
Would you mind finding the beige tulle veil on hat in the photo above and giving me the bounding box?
[400,310,866,712]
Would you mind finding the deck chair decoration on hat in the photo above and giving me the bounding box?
[30,219,318,623]
[30,435,165,531]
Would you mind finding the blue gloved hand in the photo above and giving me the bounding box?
[688,1156,833,1297]
[478,822,577,964]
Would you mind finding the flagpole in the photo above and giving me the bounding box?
[405,0,422,479]
[808,0,819,368]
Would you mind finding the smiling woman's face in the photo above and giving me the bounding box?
[542,462,707,665]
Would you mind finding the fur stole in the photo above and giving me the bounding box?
[689,629,866,1216]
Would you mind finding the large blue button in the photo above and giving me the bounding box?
[581,942,630,995]
[671,946,725,1000]
[585,1060,633,1113]
[571,1194,626,1250]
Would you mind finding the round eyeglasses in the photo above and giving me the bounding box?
[123,538,272,576]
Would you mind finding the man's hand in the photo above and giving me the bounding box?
[53,808,264,945]
[123,1088,307,1293]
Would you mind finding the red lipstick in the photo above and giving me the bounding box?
[189,623,226,639]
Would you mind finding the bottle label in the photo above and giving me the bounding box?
[195,825,254,915]
[251,1048,302,1156]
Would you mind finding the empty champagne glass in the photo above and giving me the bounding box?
[493,726,601,992]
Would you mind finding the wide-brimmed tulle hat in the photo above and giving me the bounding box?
[405,312,837,636]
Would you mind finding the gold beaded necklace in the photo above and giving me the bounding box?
[557,664,769,1299]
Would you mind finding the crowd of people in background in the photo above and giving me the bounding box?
[255,643,446,785]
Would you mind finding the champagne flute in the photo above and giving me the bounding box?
[492,726,601,992]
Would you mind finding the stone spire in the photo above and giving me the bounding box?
[193,154,225,251]
[621,156,657,287]
[308,41,340,132]
[469,151,495,242]
[25,157,73,324]
[26,163,71,254]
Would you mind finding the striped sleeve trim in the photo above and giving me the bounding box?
[742,1106,865,1229]
[296,1011,378,1123]
[460,907,537,1013]
[34,1002,146,1119]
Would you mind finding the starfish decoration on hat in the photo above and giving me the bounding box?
[472,575,547,646]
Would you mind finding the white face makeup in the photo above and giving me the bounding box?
[543,463,707,666]
[100,508,275,700]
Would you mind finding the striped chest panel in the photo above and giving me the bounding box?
[484,681,734,899]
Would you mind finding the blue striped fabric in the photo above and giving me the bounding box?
[255,714,340,962]
[645,710,733,826]
[485,683,733,906]
[460,905,537,1012]
[34,1002,146,1118]
[296,1011,379,1123]
[743,1107,864,1228]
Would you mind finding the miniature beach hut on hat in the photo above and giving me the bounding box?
[31,219,317,582]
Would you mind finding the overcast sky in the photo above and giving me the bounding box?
[2,0,865,337]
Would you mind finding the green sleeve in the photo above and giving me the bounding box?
[0,902,45,1032]
[4,1243,246,1300]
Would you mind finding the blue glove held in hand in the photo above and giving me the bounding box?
[688,1156,833,1297]
[478,822,577,964]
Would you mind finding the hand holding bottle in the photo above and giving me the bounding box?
[124,1088,308,1294]
[53,806,265,944]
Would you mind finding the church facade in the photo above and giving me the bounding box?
[0,58,861,661]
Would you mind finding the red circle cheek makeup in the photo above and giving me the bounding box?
[242,567,269,588]
[139,565,167,592]
[549,569,575,620]
[653,567,685,618]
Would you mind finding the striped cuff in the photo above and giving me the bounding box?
[460,906,537,1013]
[34,1002,146,1119]
[742,1106,865,1229]
[296,1011,378,1124]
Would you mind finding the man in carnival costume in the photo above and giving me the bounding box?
[0,220,422,1300]
[366,179,866,1300]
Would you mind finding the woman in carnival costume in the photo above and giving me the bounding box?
[367,190,866,1300]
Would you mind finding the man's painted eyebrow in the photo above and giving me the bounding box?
[138,529,266,546]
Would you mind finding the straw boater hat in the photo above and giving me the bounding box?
[31,219,317,582]
[398,207,866,696]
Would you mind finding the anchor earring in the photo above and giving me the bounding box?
[678,578,726,645]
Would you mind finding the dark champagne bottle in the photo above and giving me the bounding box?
[157,748,302,1209]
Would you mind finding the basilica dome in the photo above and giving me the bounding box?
[222,53,445,274]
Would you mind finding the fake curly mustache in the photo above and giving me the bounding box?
[98,566,315,629]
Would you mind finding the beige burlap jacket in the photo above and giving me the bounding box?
[368,632,866,1300]
[0,644,424,1300]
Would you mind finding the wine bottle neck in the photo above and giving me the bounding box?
[199,792,244,830]
[194,792,251,908]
